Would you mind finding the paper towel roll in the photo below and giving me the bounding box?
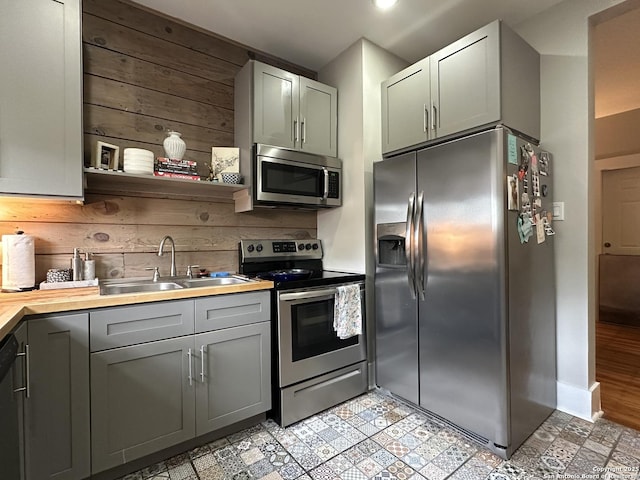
[2,234,35,290]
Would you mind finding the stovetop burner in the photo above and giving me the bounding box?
[238,239,365,290]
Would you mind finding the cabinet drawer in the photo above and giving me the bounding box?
[90,300,194,352]
[195,291,270,333]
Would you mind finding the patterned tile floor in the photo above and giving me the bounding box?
[119,391,640,480]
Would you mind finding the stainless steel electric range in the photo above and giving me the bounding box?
[239,239,368,427]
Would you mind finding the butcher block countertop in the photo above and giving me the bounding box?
[0,280,273,342]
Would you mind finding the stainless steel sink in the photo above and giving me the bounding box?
[99,275,255,295]
[100,281,183,295]
[177,276,252,288]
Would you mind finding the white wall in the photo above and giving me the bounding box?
[318,39,407,384]
[515,0,625,420]
[317,40,406,274]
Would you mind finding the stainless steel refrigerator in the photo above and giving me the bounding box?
[374,126,556,459]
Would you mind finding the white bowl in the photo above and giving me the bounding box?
[124,165,153,175]
[124,163,153,172]
[124,152,153,159]
[124,158,153,167]
[123,148,154,157]
[124,157,153,165]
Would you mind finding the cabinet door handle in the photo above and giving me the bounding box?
[14,344,30,398]
[301,117,306,144]
[431,103,437,132]
[187,348,193,386]
[423,104,428,134]
[294,117,299,143]
[200,345,205,383]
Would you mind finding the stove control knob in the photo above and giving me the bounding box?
[312,243,319,250]
[298,243,305,251]
[305,243,312,250]
[256,244,263,252]
[247,244,254,253]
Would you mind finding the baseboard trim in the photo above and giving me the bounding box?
[556,380,601,421]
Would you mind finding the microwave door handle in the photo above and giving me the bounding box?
[322,167,329,200]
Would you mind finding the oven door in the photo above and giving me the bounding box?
[277,282,366,387]
[256,155,341,207]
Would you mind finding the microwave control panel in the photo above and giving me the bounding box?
[328,171,340,199]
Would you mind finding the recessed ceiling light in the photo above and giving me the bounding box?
[373,0,398,10]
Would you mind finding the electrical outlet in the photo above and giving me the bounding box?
[552,202,565,221]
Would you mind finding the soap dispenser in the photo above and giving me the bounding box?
[83,252,95,280]
[71,248,83,281]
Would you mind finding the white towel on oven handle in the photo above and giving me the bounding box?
[333,284,362,339]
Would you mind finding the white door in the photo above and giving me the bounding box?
[602,166,640,255]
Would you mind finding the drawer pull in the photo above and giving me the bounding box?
[200,345,205,383]
[293,369,361,397]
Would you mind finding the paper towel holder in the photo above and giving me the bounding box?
[2,230,37,292]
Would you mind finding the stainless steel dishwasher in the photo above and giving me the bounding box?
[0,325,28,480]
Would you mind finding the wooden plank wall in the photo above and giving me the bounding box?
[0,0,317,284]
[82,0,316,173]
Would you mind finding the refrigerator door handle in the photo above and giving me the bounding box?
[415,191,426,301]
[406,192,417,299]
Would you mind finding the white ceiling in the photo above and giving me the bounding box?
[132,0,640,118]
[131,0,565,70]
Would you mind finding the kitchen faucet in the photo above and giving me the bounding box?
[157,235,177,277]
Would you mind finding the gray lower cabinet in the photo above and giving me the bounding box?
[90,336,196,474]
[90,293,271,474]
[0,0,83,198]
[195,322,271,435]
[25,313,91,480]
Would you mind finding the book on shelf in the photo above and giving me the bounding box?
[154,157,199,175]
[153,171,201,181]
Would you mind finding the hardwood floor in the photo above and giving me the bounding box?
[596,319,640,430]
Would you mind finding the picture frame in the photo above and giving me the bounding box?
[210,147,240,181]
[92,141,120,170]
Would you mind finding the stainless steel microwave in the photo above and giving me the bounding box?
[253,144,341,208]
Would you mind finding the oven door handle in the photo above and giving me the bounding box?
[279,285,364,302]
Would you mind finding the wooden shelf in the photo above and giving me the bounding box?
[83,168,248,202]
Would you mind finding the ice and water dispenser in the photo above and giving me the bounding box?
[376,223,407,267]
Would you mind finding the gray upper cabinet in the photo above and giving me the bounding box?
[25,313,90,480]
[430,21,501,139]
[381,20,540,155]
[0,0,83,198]
[90,336,196,474]
[195,322,271,435]
[253,62,299,150]
[299,77,338,156]
[381,58,431,154]
[237,60,338,157]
